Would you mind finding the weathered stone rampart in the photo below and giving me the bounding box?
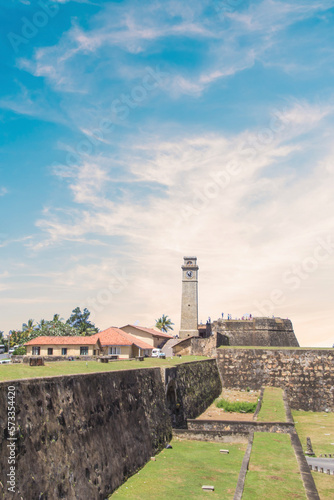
[212,317,299,347]
[0,369,171,499]
[0,360,220,499]
[217,348,334,411]
[164,359,222,427]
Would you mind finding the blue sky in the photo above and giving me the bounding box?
[1,0,334,345]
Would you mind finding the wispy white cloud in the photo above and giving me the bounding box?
[3,1,334,343]
[16,0,334,104]
[0,82,67,123]
[0,236,33,249]
[22,99,333,341]
[225,0,334,35]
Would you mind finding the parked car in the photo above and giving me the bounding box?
[151,348,166,358]
[8,348,15,354]
[0,359,11,364]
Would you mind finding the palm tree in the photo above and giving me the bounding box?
[22,319,36,333]
[38,319,46,328]
[155,314,174,333]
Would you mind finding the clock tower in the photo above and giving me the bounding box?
[179,256,199,339]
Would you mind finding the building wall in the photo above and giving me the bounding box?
[120,326,169,348]
[173,338,192,356]
[100,344,133,359]
[216,348,334,411]
[120,326,155,347]
[26,344,99,356]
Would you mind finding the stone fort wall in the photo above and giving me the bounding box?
[0,360,220,499]
[163,359,221,427]
[212,317,300,347]
[216,348,334,411]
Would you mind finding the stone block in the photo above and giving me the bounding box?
[29,356,44,366]
[202,485,214,491]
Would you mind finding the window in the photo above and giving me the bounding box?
[108,347,120,355]
[47,348,53,355]
[80,346,89,355]
[32,346,40,355]
[61,348,67,355]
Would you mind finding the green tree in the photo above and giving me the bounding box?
[9,329,29,347]
[52,314,62,323]
[7,308,99,348]
[66,307,98,336]
[29,316,77,339]
[0,331,6,351]
[38,319,46,329]
[155,314,174,333]
[22,319,36,335]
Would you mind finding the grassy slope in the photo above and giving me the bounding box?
[0,356,207,382]
[111,439,246,499]
[257,387,286,422]
[243,433,307,500]
[292,410,334,500]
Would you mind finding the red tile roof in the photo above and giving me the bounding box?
[121,325,173,339]
[91,327,153,350]
[25,336,101,346]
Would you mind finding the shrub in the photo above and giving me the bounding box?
[215,398,257,413]
[13,346,26,355]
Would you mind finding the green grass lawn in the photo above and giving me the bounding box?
[292,410,334,500]
[111,439,247,499]
[243,433,306,500]
[292,410,334,456]
[257,387,286,422]
[0,356,207,382]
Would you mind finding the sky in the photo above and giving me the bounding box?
[1,0,334,346]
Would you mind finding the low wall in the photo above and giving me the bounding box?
[173,429,249,443]
[187,419,294,434]
[163,359,222,427]
[0,368,172,499]
[11,355,98,363]
[217,348,334,411]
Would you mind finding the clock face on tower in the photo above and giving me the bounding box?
[186,270,193,278]
[187,260,193,265]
